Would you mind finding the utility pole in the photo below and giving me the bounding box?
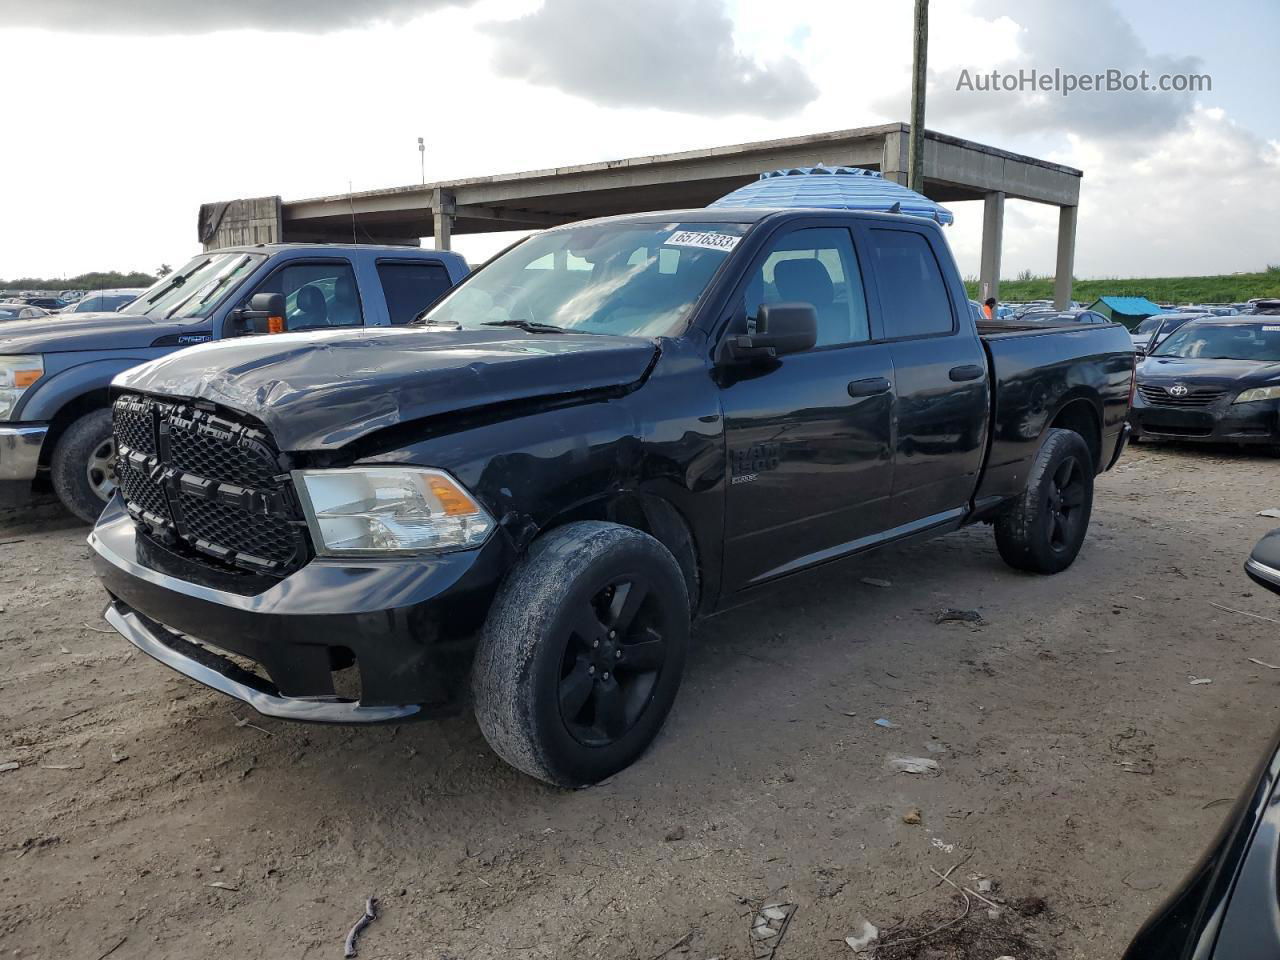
[907,0,928,193]
[418,137,426,186]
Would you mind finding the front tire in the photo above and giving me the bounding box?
[994,428,1094,574]
[50,409,116,524]
[472,521,690,787]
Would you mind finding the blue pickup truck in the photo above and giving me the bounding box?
[0,244,469,521]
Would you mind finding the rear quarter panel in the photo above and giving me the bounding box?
[976,323,1135,501]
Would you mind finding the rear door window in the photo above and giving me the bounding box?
[868,229,955,339]
[376,261,454,324]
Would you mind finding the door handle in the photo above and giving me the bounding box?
[847,376,892,397]
[948,364,984,382]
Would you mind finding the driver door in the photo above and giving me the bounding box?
[718,225,896,592]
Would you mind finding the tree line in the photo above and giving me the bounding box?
[1,269,159,291]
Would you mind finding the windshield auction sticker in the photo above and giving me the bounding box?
[664,231,741,252]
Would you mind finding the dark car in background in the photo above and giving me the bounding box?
[1124,529,1280,960]
[64,289,146,313]
[1131,312,1207,357]
[0,304,51,322]
[18,296,67,311]
[1130,317,1280,446]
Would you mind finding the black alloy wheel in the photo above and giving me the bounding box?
[1046,455,1087,552]
[557,576,668,747]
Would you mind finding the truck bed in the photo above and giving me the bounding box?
[973,321,1136,505]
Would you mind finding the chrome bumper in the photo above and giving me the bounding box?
[1246,557,1280,592]
[104,600,421,723]
[0,424,47,481]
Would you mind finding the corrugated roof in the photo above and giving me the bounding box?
[709,166,954,225]
[1090,296,1164,316]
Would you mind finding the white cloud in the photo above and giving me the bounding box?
[0,0,474,35]
[483,0,817,118]
[912,0,1205,142]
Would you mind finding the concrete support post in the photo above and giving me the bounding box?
[432,188,455,251]
[1054,204,1078,309]
[979,191,1005,305]
[881,130,909,186]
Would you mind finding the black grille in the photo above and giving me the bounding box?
[112,395,309,575]
[168,413,280,488]
[177,494,301,567]
[1138,384,1226,407]
[114,396,156,455]
[117,458,169,520]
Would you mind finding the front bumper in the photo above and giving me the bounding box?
[1129,394,1280,444]
[0,424,47,505]
[90,494,509,722]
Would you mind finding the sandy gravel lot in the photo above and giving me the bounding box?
[3,441,1279,960]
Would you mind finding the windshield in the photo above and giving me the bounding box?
[0,307,22,320]
[128,253,265,321]
[1154,322,1280,361]
[420,220,749,337]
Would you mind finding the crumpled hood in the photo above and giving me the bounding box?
[113,325,659,451]
[0,310,200,353]
[1139,356,1280,389]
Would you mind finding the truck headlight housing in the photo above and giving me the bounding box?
[293,467,493,555]
[0,355,44,421]
[1233,385,1280,404]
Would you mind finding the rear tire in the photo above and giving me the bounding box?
[50,409,116,524]
[994,428,1094,574]
[472,521,690,787]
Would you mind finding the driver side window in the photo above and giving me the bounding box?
[248,261,364,331]
[745,227,869,348]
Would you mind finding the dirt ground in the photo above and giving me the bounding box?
[3,441,1280,960]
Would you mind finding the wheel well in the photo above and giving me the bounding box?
[542,494,701,615]
[1049,399,1101,471]
[39,390,111,467]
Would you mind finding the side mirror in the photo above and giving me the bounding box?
[725,302,818,363]
[233,292,287,335]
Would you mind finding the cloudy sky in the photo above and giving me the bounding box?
[1,0,1276,282]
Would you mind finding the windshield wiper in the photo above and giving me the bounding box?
[481,320,567,334]
[139,261,206,305]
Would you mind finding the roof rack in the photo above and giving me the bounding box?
[709,165,954,225]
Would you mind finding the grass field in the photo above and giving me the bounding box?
[964,269,1280,305]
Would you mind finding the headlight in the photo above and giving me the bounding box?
[0,355,44,421]
[293,467,493,555]
[1234,385,1280,404]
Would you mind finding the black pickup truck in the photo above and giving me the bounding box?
[90,208,1135,786]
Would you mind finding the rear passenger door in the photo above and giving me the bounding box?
[858,224,989,529]
[376,259,455,324]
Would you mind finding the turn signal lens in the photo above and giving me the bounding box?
[0,355,44,421]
